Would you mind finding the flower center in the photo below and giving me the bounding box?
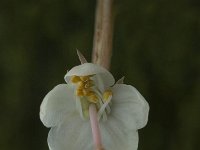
[70,75,113,120]
[71,75,98,103]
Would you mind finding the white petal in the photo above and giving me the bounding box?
[126,130,139,150]
[111,84,149,130]
[64,63,115,88]
[100,116,139,150]
[40,84,75,127]
[48,112,138,150]
[48,113,93,150]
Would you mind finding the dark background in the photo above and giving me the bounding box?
[0,0,200,150]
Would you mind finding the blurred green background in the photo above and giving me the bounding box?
[0,0,200,150]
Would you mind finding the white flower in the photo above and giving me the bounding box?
[40,62,149,150]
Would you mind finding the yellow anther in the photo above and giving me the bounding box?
[71,75,81,83]
[88,95,98,103]
[103,90,112,101]
[84,80,94,88]
[80,76,90,81]
[78,81,85,89]
[82,88,91,96]
[76,88,84,96]
[85,90,95,96]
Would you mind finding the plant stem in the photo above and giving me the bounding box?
[90,0,114,149]
[92,0,114,70]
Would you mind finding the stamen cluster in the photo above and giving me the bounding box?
[71,74,113,121]
[71,75,98,103]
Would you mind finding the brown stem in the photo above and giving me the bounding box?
[92,0,114,70]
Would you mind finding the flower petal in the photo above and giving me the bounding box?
[40,84,75,127]
[100,116,139,150]
[111,84,149,130]
[48,113,93,150]
[48,112,138,150]
[64,63,115,88]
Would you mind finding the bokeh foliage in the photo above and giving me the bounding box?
[0,0,199,150]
